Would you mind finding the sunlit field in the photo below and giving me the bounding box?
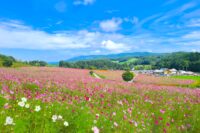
[172,75,200,81]
[0,67,200,133]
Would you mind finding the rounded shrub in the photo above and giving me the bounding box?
[89,71,94,75]
[122,71,134,82]
[3,59,13,67]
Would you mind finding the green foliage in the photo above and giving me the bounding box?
[3,59,13,67]
[0,53,29,68]
[155,52,200,72]
[88,66,96,70]
[89,71,94,75]
[59,52,200,72]
[122,71,134,82]
[28,60,48,67]
[0,54,15,67]
[134,65,152,70]
[59,60,128,70]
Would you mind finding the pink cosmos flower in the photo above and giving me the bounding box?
[85,96,91,101]
[166,123,170,127]
[112,112,116,116]
[155,120,159,125]
[96,114,100,119]
[160,109,165,114]
[92,126,99,133]
[4,103,11,109]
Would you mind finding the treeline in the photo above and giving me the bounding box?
[24,60,48,67]
[155,52,200,72]
[59,60,129,70]
[0,53,48,67]
[112,52,200,72]
[59,52,200,72]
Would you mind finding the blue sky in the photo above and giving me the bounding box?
[0,0,200,61]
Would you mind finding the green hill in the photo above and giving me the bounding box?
[0,53,30,67]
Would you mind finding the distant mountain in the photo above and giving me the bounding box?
[67,52,164,62]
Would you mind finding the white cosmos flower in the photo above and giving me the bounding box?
[21,97,27,103]
[64,121,69,127]
[4,116,15,125]
[35,106,41,112]
[18,101,25,107]
[25,104,30,108]
[113,112,116,116]
[114,122,118,127]
[52,115,58,122]
[58,115,63,120]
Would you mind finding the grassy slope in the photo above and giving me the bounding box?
[0,62,30,68]
[119,58,138,65]
[172,75,200,81]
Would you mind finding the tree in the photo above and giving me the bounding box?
[59,61,65,67]
[39,61,47,66]
[29,60,47,66]
[122,71,134,82]
[3,59,13,67]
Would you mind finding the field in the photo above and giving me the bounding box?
[172,75,200,81]
[0,67,200,133]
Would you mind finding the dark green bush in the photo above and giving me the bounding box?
[122,71,134,82]
[89,71,94,75]
[3,59,13,67]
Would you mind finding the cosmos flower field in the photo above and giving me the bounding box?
[0,67,199,133]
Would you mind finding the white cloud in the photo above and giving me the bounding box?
[0,20,89,50]
[0,20,130,52]
[99,18,122,32]
[154,2,196,23]
[74,0,95,6]
[0,19,200,55]
[124,17,139,25]
[56,20,63,25]
[187,18,200,27]
[101,40,130,53]
[182,31,200,40]
[105,10,119,14]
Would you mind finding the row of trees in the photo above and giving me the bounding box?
[154,52,200,72]
[25,60,48,67]
[116,52,200,72]
[59,52,200,72]
[59,60,129,70]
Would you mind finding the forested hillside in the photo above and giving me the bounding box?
[59,52,200,72]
